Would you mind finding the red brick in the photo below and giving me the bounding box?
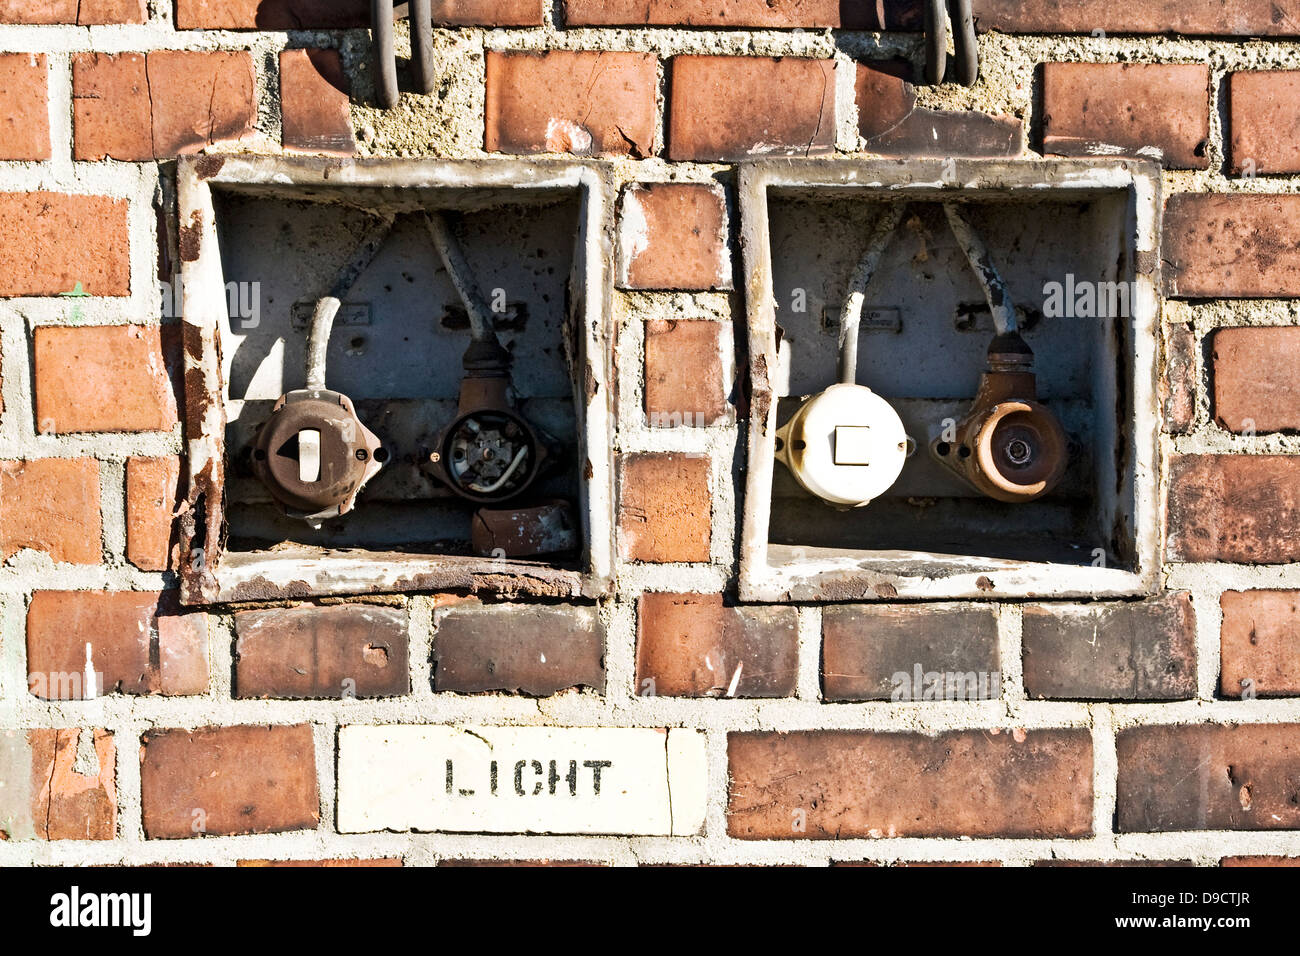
[1022,593,1197,701]
[1164,194,1300,298]
[970,0,1300,36]
[856,61,1021,157]
[140,725,319,839]
[0,459,101,565]
[177,0,541,27]
[822,604,1000,702]
[645,319,729,427]
[73,51,256,161]
[1168,455,1300,563]
[669,56,836,162]
[27,591,208,699]
[0,0,145,23]
[1221,591,1300,698]
[126,456,183,572]
[565,0,917,28]
[34,325,178,433]
[637,593,797,698]
[1212,327,1300,433]
[485,51,658,157]
[618,453,711,563]
[238,858,403,867]
[176,0,369,28]
[432,604,604,696]
[28,729,117,840]
[1117,723,1300,831]
[620,183,731,291]
[1222,856,1300,866]
[0,54,49,161]
[1163,323,1197,433]
[1042,63,1209,169]
[0,193,129,297]
[728,729,1094,839]
[280,49,355,155]
[234,604,410,699]
[1230,72,1300,174]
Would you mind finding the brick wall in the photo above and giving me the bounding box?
[1,1,1300,867]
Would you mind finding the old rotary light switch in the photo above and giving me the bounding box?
[775,383,910,508]
[251,389,385,524]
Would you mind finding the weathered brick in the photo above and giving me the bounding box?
[485,51,658,157]
[1212,327,1300,433]
[619,183,731,291]
[1117,724,1300,832]
[1220,591,1300,698]
[176,0,369,28]
[73,51,256,161]
[1034,859,1192,867]
[1041,63,1209,169]
[0,54,50,161]
[1222,856,1300,866]
[1022,593,1197,701]
[566,0,918,27]
[1164,194,1300,298]
[970,0,1300,36]
[0,193,129,297]
[29,730,117,840]
[728,729,1094,839]
[637,593,797,698]
[432,604,604,696]
[234,604,409,700]
[140,725,319,839]
[280,49,355,155]
[0,729,117,841]
[27,591,208,699]
[0,459,101,565]
[34,325,178,433]
[1163,322,1198,433]
[0,0,146,23]
[856,61,1021,157]
[644,319,729,428]
[822,604,1000,702]
[126,456,183,572]
[1229,72,1300,174]
[238,858,403,867]
[668,56,836,162]
[619,453,712,563]
[177,0,540,27]
[1168,455,1300,563]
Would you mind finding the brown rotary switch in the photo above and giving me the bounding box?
[931,333,1068,503]
[251,389,386,524]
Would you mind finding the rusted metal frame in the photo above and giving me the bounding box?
[175,156,618,605]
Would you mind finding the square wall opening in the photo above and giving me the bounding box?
[176,157,614,605]
[738,160,1163,602]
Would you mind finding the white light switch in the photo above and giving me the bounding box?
[834,425,875,466]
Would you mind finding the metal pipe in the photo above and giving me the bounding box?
[924,0,947,85]
[838,203,907,385]
[372,0,399,109]
[410,0,436,95]
[305,214,396,391]
[950,0,979,87]
[943,203,1018,336]
[424,212,500,347]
